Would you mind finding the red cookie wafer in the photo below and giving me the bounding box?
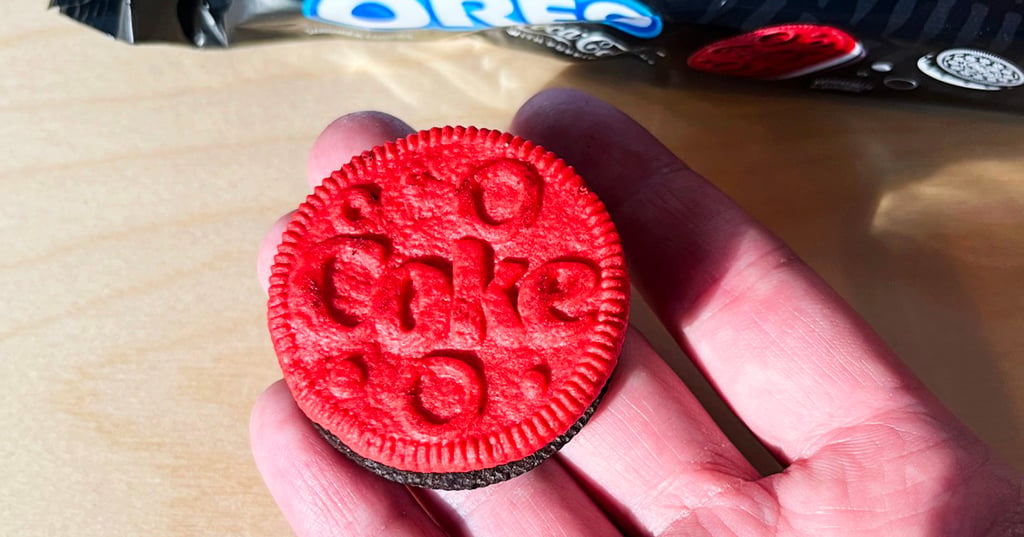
[267,126,629,489]
[688,24,865,80]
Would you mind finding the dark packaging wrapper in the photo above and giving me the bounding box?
[52,0,1024,112]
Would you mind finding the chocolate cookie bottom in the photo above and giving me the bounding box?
[313,379,610,490]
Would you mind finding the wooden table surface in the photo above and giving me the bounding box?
[3,2,1022,535]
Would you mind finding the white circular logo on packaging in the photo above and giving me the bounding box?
[936,48,1024,88]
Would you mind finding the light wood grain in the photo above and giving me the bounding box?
[2,1,1022,535]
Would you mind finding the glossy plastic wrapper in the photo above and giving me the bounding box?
[51,1,1024,111]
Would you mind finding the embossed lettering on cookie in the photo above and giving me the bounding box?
[267,127,630,490]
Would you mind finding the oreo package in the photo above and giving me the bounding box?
[52,1,1024,110]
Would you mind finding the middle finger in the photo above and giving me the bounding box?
[556,329,762,535]
[413,460,621,537]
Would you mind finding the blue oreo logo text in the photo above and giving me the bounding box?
[304,0,662,39]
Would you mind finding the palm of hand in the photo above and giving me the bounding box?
[252,90,1023,537]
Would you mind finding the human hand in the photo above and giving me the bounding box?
[252,89,1023,536]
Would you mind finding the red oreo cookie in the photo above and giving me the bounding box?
[688,24,865,80]
[267,127,629,489]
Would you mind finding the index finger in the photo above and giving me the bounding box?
[511,88,947,463]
